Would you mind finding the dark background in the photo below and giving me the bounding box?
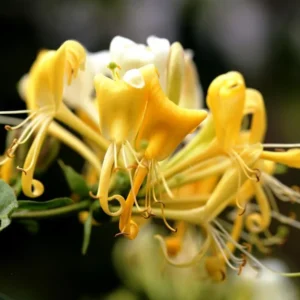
[1,0,300,299]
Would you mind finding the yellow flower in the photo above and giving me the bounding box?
[3,40,108,197]
[118,64,207,239]
[92,64,149,217]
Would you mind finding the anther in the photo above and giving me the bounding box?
[114,231,129,238]
[238,205,247,216]
[237,254,247,275]
[242,242,252,253]
[16,166,27,175]
[4,125,12,131]
[253,168,261,182]
[142,211,156,219]
[6,150,15,159]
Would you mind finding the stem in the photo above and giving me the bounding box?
[12,200,91,219]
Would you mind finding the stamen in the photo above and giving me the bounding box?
[16,166,27,175]
[152,163,177,232]
[211,230,239,271]
[121,146,144,212]
[17,116,45,145]
[155,199,177,233]
[0,109,35,115]
[237,254,247,275]
[262,173,300,204]
[125,140,143,167]
[229,151,247,211]
[231,150,260,182]
[263,143,300,148]
[154,163,174,199]
[16,128,44,174]
[213,219,300,277]
[4,111,38,131]
[114,231,129,238]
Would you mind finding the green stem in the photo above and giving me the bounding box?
[12,200,91,219]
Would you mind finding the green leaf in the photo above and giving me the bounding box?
[17,197,73,211]
[81,201,100,255]
[0,180,18,231]
[81,209,93,255]
[58,160,90,197]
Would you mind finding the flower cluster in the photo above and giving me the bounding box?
[1,36,300,281]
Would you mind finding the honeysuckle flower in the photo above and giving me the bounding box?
[92,63,149,217]
[4,40,108,197]
[118,64,207,239]
[110,36,170,89]
[109,35,203,110]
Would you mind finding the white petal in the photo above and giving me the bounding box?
[123,69,145,89]
[120,44,154,73]
[110,36,136,63]
[64,50,110,110]
[87,50,110,76]
[178,50,203,109]
[147,36,170,89]
[63,59,94,109]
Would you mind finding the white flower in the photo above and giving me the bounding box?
[110,35,170,90]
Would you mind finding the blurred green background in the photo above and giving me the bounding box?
[1,0,300,299]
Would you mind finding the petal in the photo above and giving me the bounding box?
[166,42,185,105]
[110,36,136,64]
[87,50,110,76]
[123,69,145,89]
[94,73,148,144]
[135,65,207,161]
[178,50,204,110]
[120,45,154,75]
[147,35,170,89]
[244,88,266,144]
[27,40,86,110]
[207,71,246,151]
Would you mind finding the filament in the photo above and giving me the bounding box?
[263,143,300,148]
[5,111,39,131]
[121,146,143,212]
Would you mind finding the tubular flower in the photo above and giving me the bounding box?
[4,40,108,197]
[93,63,148,217]
[118,64,207,239]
